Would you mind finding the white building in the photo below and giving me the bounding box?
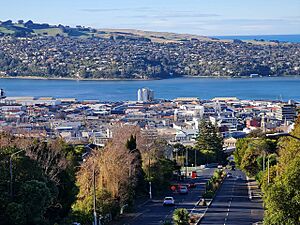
[137,88,154,102]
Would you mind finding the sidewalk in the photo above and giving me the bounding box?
[247,177,263,202]
[109,196,150,225]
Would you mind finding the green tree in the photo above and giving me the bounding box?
[126,135,137,151]
[263,115,300,225]
[195,120,225,164]
[19,180,52,225]
[173,208,189,225]
[234,138,251,167]
[263,156,300,225]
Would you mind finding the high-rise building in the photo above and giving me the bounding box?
[137,88,154,102]
[275,102,297,122]
[137,88,143,102]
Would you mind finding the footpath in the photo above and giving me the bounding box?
[247,176,263,202]
[109,196,150,225]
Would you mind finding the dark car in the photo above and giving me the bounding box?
[188,182,196,188]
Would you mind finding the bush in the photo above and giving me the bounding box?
[173,208,189,225]
[202,190,214,198]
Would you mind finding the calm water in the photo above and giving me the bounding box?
[214,34,300,43]
[0,77,300,101]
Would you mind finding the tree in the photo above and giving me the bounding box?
[19,180,52,225]
[0,134,78,225]
[73,125,145,224]
[263,115,300,225]
[240,144,261,177]
[195,120,225,164]
[126,134,137,151]
[263,156,300,225]
[173,208,189,225]
[0,147,54,225]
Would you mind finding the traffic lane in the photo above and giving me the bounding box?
[128,168,216,225]
[200,169,263,225]
[227,171,263,225]
[200,175,236,225]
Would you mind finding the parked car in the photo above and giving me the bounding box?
[227,173,232,178]
[179,185,188,194]
[163,197,175,206]
[217,165,223,169]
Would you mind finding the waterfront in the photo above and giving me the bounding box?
[1,77,300,101]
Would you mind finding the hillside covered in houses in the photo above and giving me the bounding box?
[0,20,299,80]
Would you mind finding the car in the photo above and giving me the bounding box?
[217,165,223,169]
[227,173,232,178]
[188,182,196,188]
[163,197,175,206]
[178,185,188,194]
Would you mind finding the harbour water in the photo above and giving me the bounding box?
[213,34,300,43]
[0,77,300,101]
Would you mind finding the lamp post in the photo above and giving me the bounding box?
[185,147,188,178]
[93,163,97,225]
[267,155,270,184]
[194,148,197,168]
[148,156,152,200]
[10,149,25,198]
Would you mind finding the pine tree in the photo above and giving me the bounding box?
[195,120,225,163]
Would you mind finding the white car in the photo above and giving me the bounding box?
[163,197,175,206]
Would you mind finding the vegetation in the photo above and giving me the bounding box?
[0,125,177,225]
[0,134,79,225]
[234,115,300,225]
[0,20,299,80]
[172,208,190,225]
[195,120,226,164]
[202,170,226,198]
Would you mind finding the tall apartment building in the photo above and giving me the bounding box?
[137,87,154,102]
[275,102,297,122]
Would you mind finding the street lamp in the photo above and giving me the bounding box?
[93,163,97,225]
[10,149,25,197]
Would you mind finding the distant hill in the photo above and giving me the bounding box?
[0,19,214,43]
[0,19,299,80]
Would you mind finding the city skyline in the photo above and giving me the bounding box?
[1,0,300,36]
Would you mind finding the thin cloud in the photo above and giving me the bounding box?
[81,7,151,13]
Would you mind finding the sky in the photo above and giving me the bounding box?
[1,0,300,36]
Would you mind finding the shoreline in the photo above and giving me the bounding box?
[0,75,299,81]
[0,76,160,81]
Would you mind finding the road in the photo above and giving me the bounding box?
[200,169,264,225]
[117,168,216,225]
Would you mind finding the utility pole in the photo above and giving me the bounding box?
[93,163,97,225]
[143,129,154,200]
[148,156,152,200]
[185,148,188,178]
[267,156,270,184]
[10,149,25,198]
[194,149,197,168]
[263,151,266,171]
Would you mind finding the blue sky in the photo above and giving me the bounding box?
[1,0,300,35]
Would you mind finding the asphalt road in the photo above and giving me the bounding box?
[120,168,216,225]
[200,169,264,225]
